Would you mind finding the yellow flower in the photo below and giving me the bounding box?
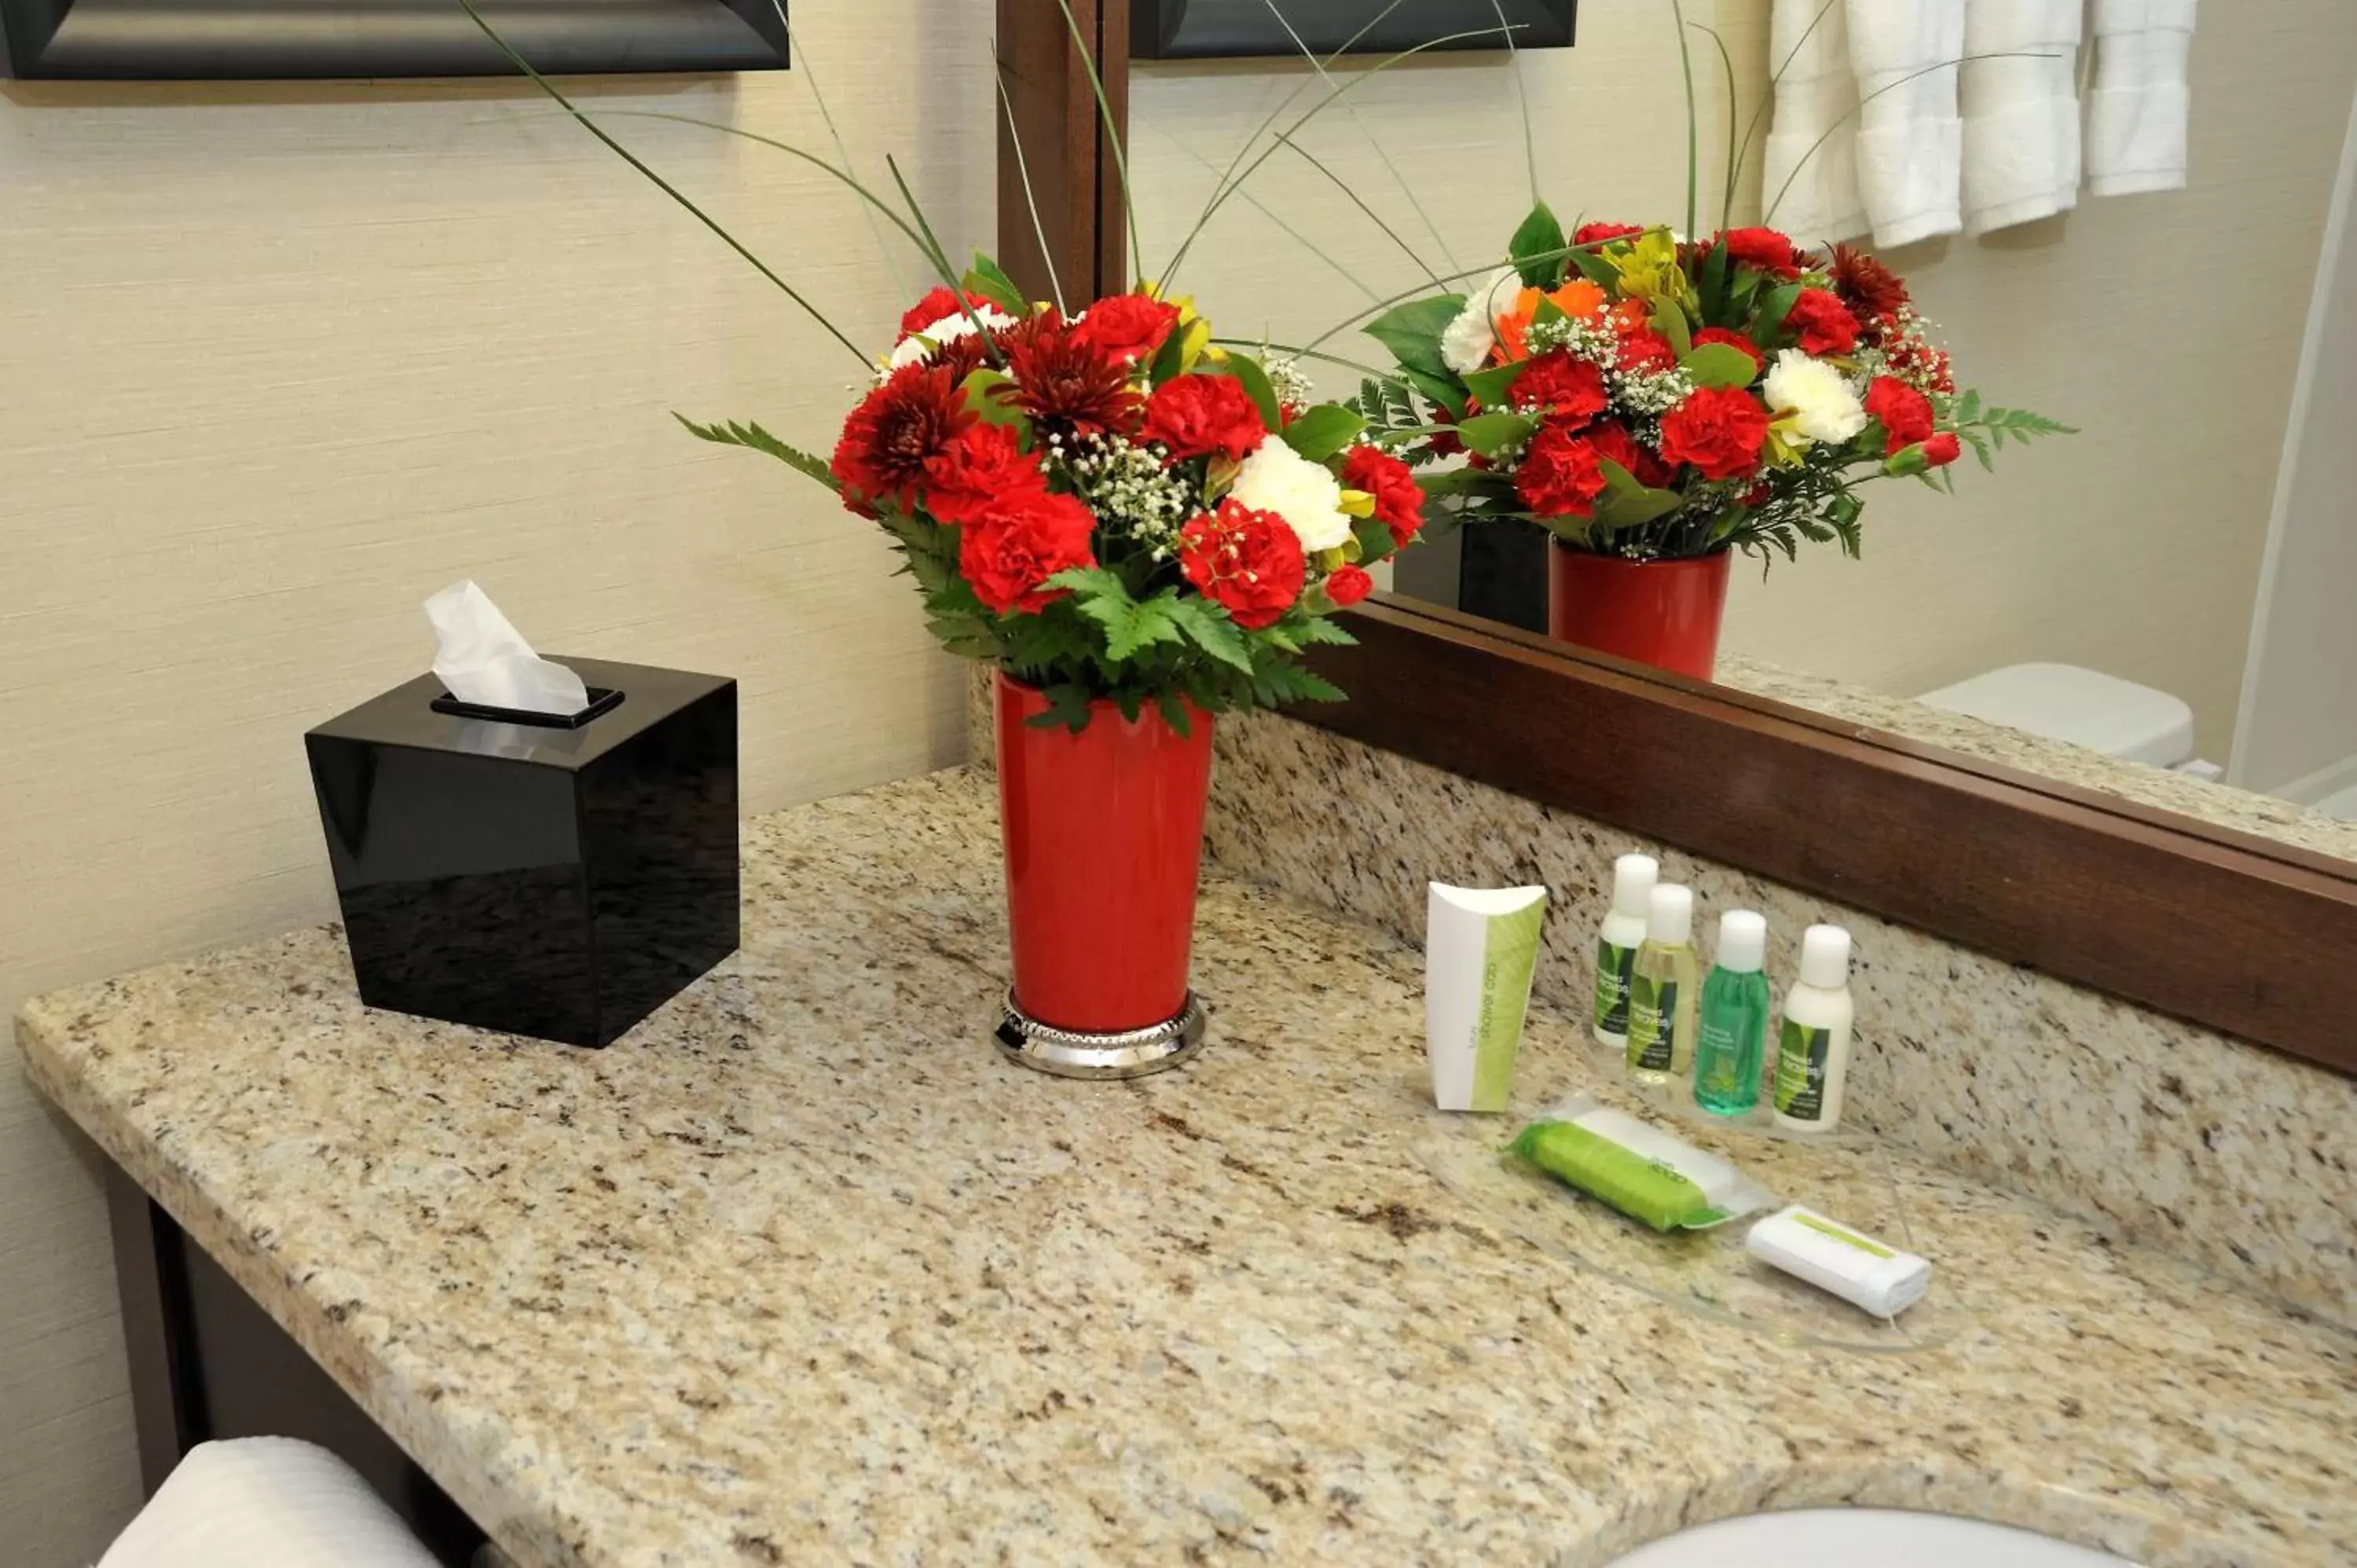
[1607,230,1692,309]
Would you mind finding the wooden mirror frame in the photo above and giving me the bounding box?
[995,3,2357,1079]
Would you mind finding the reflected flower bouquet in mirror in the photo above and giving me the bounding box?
[1365,206,2073,567]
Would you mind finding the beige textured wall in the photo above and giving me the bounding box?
[1132,3,2357,759]
[0,14,981,1561]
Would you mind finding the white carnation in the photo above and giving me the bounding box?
[1230,437,1353,553]
[1440,267,1523,376]
[886,304,1016,371]
[1761,349,1867,445]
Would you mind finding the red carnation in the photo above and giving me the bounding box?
[1515,424,1610,518]
[1139,372,1266,462]
[1322,564,1374,607]
[1690,326,1765,377]
[1921,432,1962,467]
[1585,420,1672,489]
[1658,386,1769,481]
[1717,226,1808,280]
[1616,327,1677,375]
[1001,310,1142,436]
[1506,350,1608,427]
[1863,376,1936,455]
[1075,292,1181,366]
[1178,500,1306,631]
[1827,243,1910,321]
[1783,288,1861,356]
[1574,221,1646,246]
[898,286,992,342]
[922,423,1048,526]
[959,489,1097,616]
[1342,444,1425,547]
[831,362,976,515]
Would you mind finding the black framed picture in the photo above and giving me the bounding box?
[1133,0,1574,60]
[0,0,789,79]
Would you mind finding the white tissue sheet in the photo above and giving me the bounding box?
[97,1438,442,1568]
[426,579,590,717]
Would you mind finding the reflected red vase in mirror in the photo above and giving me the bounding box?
[992,672,1215,1078]
[1547,546,1732,683]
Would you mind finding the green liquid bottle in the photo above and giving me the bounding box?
[1626,884,1697,1086]
[1693,910,1772,1116]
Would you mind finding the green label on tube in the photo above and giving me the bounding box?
[1593,938,1637,1035]
[1774,1020,1831,1119]
[1470,898,1547,1112]
[1627,976,1677,1073]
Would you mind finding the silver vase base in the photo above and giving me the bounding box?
[993,989,1208,1079]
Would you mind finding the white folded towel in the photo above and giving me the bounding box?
[1762,0,1871,244]
[2087,0,2198,196]
[1847,0,1967,247]
[97,1438,442,1568]
[1962,0,2084,232]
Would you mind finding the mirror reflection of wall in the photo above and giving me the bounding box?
[1127,4,2357,823]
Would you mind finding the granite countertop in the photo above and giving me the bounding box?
[17,771,2355,1568]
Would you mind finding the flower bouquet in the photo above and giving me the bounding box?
[1364,206,2070,678]
[685,266,1426,1074]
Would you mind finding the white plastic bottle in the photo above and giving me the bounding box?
[1591,853,1659,1051]
[1772,925,1856,1132]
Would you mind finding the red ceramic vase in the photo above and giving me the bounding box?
[1547,546,1732,681]
[994,672,1215,1033]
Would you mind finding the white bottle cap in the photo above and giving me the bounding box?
[1610,853,1659,918]
[1799,924,1852,989]
[1646,884,1692,945]
[1714,910,1766,973]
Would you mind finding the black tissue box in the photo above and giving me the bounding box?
[305,657,739,1047]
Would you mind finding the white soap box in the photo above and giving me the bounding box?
[1745,1204,1931,1319]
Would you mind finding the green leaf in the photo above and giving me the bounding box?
[1024,682,1096,733]
[1166,596,1255,674]
[1281,404,1369,462]
[1155,691,1195,738]
[1097,596,1182,662]
[1417,465,1513,500]
[1699,240,1732,320]
[1400,365,1468,419]
[1648,296,1693,360]
[1750,284,1801,350]
[1461,361,1527,411]
[1591,460,1684,530]
[1566,244,1621,290]
[958,368,1028,430]
[962,251,1026,315]
[1453,410,1537,460]
[673,414,838,491]
[1681,343,1761,391]
[1363,295,1466,380]
[1146,322,1189,387]
[1214,353,1285,433]
[1510,200,1568,288]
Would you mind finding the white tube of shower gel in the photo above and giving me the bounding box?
[1425,883,1549,1112]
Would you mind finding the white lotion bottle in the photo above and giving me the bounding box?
[1772,925,1855,1132]
[1591,853,1659,1051]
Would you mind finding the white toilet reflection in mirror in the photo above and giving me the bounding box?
[1917,662,2217,779]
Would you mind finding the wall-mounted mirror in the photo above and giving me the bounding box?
[1127,5,2357,870]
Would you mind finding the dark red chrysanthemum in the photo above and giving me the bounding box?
[1000,310,1143,437]
[830,363,975,515]
[1826,243,1910,323]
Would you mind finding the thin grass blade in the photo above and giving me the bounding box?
[455,0,868,365]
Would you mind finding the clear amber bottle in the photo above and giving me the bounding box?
[1626,885,1698,1086]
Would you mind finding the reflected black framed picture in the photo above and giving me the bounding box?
[0,0,789,79]
[1133,0,1574,60]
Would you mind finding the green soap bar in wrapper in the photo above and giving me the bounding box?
[1507,1097,1773,1233]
